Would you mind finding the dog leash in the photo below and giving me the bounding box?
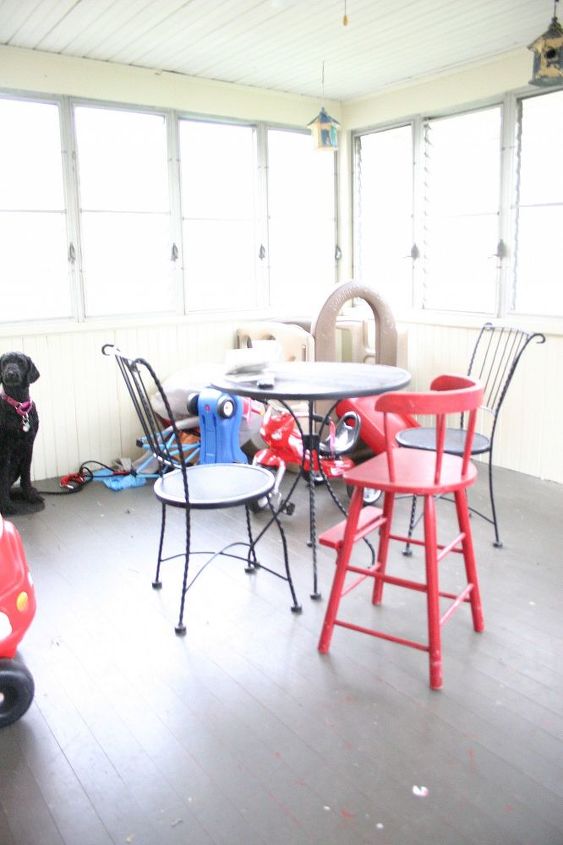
[0,392,33,432]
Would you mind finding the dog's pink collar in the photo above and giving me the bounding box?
[1,392,33,417]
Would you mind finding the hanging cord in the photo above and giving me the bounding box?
[36,460,134,495]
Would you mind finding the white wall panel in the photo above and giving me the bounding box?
[0,319,235,482]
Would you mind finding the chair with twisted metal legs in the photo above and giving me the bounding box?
[102,344,301,634]
[318,374,484,690]
[396,322,546,548]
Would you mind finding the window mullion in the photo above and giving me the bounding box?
[351,133,361,284]
[333,141,340,285]
[60,97,84,321]
[412,116,425,310]
[498,94,517,317]
[167,110,185,315]
[256,123,269,309]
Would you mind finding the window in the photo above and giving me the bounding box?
[354,91,562,319]
[354,125,414,311]
[0,98,70,322]
[0,93,338,325]
[179,120,259,312]
[422,107,502,313]
[514,89,563,316]
[267,129,336,314]
[74,105,173,317]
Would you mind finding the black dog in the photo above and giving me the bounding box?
[0,352,43,516]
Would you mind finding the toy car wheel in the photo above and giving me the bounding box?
[248,495,269,513]
[363,487,382,505]
[248,488,283,513]
[346,485,382,505]
[186,392,200,416]
[0,659,35,729]
[217,396,235,419]
[301,469,325,485]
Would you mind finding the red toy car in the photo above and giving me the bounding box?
[252,405,361,511]
[0,516,36,728]
[252,398,419,512]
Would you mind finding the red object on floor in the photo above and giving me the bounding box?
[318,374,485,690]
[0,517,36,660]
[254,405,356,479]
[335,396,418,455]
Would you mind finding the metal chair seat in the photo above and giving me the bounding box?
[155,463,275,509]
[396,427,490,456]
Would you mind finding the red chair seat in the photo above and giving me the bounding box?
[344,449,478,496]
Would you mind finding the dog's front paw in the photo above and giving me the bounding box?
[18,484,44,505]
[26,488,44,505]
[0,501,17,516]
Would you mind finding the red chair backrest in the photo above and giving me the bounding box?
[374,374,484,485]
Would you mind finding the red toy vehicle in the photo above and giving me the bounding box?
[252,405,361,511]
[0,516,36,728]
[252,398,419,512]
[335,396,418,456]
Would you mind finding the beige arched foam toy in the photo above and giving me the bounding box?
[310,281,397,365]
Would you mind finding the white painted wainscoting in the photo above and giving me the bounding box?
[402,322,561,484]
[0,320,235,483]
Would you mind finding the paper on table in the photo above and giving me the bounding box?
[224,342,280,376]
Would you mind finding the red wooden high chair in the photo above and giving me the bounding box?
[317,374,484,690]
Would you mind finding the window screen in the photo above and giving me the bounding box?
[0,98,70,321]
[179,120,258,312]
[267,129,336,313]
[354,124,414,311]
[514,90,563,316]
[422,107,502,313]
[75,106,173,318]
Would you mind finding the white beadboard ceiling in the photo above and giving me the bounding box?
[0,0,551,101]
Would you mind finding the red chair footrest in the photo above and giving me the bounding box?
[319,506,384,550]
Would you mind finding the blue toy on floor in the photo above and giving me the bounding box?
[189,387,248,464]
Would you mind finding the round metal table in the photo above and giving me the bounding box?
[212,361,411,598]
[212,361,411,402]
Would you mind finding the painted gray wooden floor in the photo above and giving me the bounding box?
[1,465,562,845]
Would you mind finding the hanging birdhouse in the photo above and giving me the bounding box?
[308,107,340,151]
[529,13,563,87]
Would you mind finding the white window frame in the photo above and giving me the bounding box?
[0,91,339,328]
[352,122,416,312]
[72,99,176,321]
[352,88,563,326]
[264,122,339,317]
[177,114,263,314]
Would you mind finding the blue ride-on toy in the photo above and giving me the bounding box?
[187,387,248,464]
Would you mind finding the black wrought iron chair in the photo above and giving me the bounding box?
[396,323,546,548]
[102,344,301,634]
